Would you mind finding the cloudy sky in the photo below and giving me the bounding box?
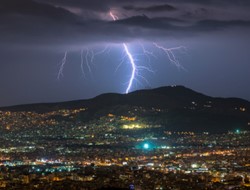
[1,0,250,106]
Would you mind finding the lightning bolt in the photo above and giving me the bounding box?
[110,12,186,93]
[56,12,187,95]
[110,12,137,93]
[153,43,187,70]
[57,51,68,80]
[80,46,111,78]
[80,49,86,78]
[109,12,119,21]
[139,43,157,64]
[93,45,110,57]
[123,43,137,94]
[85,48,92,73]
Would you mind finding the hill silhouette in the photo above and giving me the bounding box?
[1,86,250,133]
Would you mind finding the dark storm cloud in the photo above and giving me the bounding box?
[123,4,177,12]
[37,0,152,12]
[193,20,250,31]
[116,16,250,31]
[0,0,83,46]
[0,0,77,21]
[0,0,250,48]
[116,15,183,26]
[178,0,250,6]
[0,0,87,46]
[39,0,250,12]
[1,0,250,107]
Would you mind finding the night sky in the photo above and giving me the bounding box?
[1,0,250,107]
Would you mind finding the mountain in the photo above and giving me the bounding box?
[1,86,250,133]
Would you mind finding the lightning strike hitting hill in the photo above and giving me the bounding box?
[57,12,186,94]
[110,12,136,93]
[109,12,186,93]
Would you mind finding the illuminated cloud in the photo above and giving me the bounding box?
[0,0,250,49]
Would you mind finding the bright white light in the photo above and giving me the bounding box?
[191,163,198,168]
[143,143,149,149]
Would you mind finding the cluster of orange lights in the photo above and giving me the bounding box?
[121,116,136,121]
[108,114,136,121]
[176,150,235,158]
[122,124,142,129]
[240,107,246,112]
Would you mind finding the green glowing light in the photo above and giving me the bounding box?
[143,143,149,149]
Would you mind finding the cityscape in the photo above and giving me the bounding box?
[1,86,250,189]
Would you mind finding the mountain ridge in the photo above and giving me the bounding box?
[1,85,250,133]
[0,85,249,112]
